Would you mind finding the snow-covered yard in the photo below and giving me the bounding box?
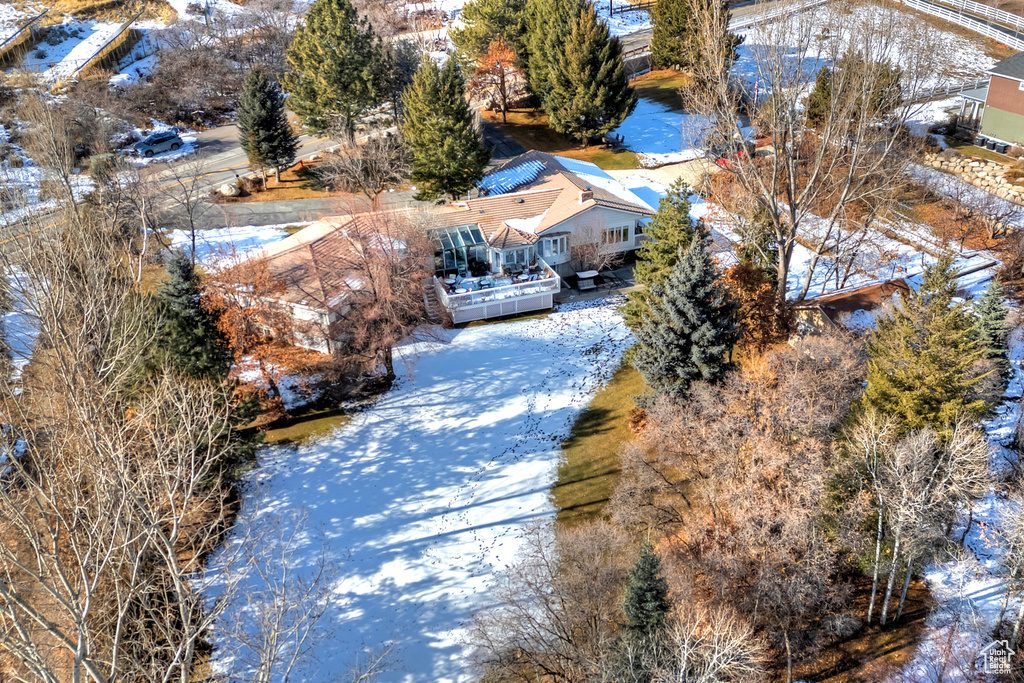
[0,3,25,44]
[205,300,632,682]
[612,98,712,167]
[18,20,122,83]
[168,223,305,265]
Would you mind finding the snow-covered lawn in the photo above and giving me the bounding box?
[612,98,711,167]
[205,300,633,682]
[168,223,303,265]
[733,2,995,91]
[19,21,122,83]
[0,4,26,44]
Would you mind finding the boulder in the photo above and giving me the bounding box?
[219,183,240,197]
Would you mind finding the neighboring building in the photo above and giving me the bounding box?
[958,51,1024,147]
[252,216,380,354]
[794,279,910,335]
[250,152,658,349]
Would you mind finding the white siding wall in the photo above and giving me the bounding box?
[537,206,650,266]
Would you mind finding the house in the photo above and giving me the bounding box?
[794,279,910,335]
[426,151,656,322]
[958,51,1024,148]
[246,215,391,354]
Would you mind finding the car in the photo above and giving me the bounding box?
[133,131,185,158]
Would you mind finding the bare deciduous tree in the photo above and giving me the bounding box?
[683,0,942,310]
[318,129,410,210]
[469,521,630,683]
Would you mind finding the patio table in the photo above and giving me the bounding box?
[516,273,530,281]
[455,288,467,294]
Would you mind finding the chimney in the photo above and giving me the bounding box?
[579,187,593,203]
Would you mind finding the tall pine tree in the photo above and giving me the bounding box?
[651,0,740,72]
[159,250,232,381]
[450,0,528,67]
[866,256,988,431]
[400,57,490,201]
[237,68,298,183]
[525,0,585,100]
[544,3,636,145]
[631,227,738,401]
[624,179,697,331]
[283,0,391,134]
[973,277,1011,383]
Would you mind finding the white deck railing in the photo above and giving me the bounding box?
[433,258,561,313]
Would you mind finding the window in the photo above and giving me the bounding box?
[601,226,631,246]
[539,236,567,257]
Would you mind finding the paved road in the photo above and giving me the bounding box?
[152,122,335,196]
[620,0,781,53]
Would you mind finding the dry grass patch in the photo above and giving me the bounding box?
[552,361,646,526]
[482,109,640,170]
[631,68,693,111]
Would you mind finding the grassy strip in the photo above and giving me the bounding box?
[551,361,645,526]
[631,69,693,111]
[262,406,353,446]
[944,137,1015,164]
[482,109,640,170]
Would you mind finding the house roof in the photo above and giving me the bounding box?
[800,279,910,324]
[255,214,387,311]
[989,51,1024,82]
[480,151,657,216]
[958,86,989,103]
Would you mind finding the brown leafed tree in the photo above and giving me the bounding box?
[327,211,434,381]
[469,37,525,124]
[203,254,294,399]
[469,521,631,682]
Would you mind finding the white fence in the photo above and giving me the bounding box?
[729,0,831,31]
[900,0,1024,50]
[929,0,1024,34]
[909,77,991,102]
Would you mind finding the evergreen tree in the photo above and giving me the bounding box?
[450,0,528,66]
[283,0,391,134]
[624,179,697,331]
[544,4,636,145]
[974,277,1011,382]
[631,228,738,401]
[525,0,585,100]
[803,66,833,128]
[622,541,671,636]
[651,0,741,72]
[237,68,299,182]
[803,55,902,129]
[159,250,232,381]
[612,540,672,682]
[866,256,988,431]
[400,57,490,201]
[738,203,779,284]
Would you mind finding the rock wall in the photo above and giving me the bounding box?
[921,151,1024,206]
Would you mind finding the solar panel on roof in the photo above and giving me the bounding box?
[477,160,546,194]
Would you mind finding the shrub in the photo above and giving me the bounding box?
[33,49,45,58]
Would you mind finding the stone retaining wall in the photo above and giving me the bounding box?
[921,151,1024,206]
